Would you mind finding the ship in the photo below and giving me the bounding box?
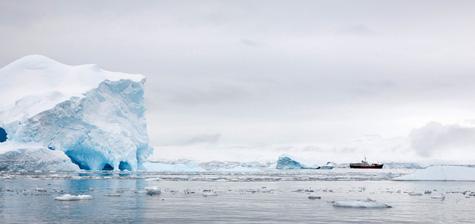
[349,157,383,169]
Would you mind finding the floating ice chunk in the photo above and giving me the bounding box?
[431,194,446,200]
[332,199,391,208]
[35,188,47,192]
[145,186,161,196]
[55,194,93,201]
[184,189,195,195]
[308,195,321,200]
[408,192,423,196]
[104,193,121,197]
[202,189,218,197]
[294,188,314,193]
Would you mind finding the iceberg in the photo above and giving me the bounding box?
[275,155,319,169]
[276,155,305,169]
[394,165,475,181]
[0,55,153,171]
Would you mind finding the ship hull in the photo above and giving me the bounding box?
[349,164,383,169]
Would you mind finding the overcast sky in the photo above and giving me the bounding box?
[2,1,475,163]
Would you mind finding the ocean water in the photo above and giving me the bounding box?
[1,169,475,223]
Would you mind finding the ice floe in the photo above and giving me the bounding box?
[145,186,161,196]
[202,189,218,197]
[308,195,321,200]
[55,194,93,201]
[332,199,391,208]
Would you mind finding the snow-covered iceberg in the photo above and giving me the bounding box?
[394,165,475,181]
[0,55,153,171]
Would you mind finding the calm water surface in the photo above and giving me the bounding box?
[1,171,475,223]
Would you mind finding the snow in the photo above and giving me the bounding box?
[0,55,153,171]
[0,142,79,171]
[332,199,391,208]
[0,55,144,123]
[394,165,475,181]
[55,194,93,201]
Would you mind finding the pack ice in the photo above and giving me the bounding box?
[0,55,153,171]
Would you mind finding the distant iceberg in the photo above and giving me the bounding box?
[275,155,330,169]
[276,155,305,169]
[394,165,475,181]
[0,55,153,171]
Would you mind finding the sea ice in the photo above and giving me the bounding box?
[55,194,93,201]
[408,192,423,196]
[332,199,391,208]
[202,189,218,197]
[308,195,322,200]
[394,166,475,181]
[431,194,446,200]
[104,193,121,197]
[145,186,161,196]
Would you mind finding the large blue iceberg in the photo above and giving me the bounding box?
[0,55,153,171]
[276,155,305,169]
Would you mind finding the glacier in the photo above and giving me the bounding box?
[0,55,153,171]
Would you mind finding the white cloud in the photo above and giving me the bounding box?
[410,122,475,157]
[2,1,475,162]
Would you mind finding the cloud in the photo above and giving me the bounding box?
[179,133,221,145]
[239,38,260,47]
[410,122,475,157]
[2,1,475,162]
